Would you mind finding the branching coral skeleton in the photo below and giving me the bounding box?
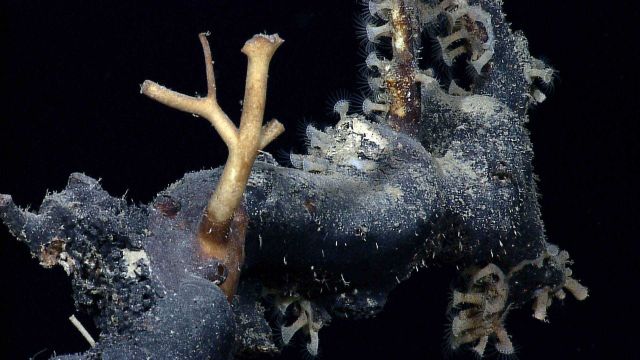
[141,33,284,300]
[448,245,588,356]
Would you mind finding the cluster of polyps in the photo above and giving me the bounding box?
[436,2,495,74]
[449,247,588,357]
[269,294,327,357]
[522,244,589,322]
[448,264,514,357]
[353,0,500,133]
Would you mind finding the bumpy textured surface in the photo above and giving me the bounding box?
[0,0,587,358]
[0,174,236,359]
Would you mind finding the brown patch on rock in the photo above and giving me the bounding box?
[304,199,317,216]
[39,237,66,268]
[198,206,249,302]
[154,195,181,218]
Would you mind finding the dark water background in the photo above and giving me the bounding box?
[1,1,638,359]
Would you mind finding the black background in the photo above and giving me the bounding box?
[1,1,638,359]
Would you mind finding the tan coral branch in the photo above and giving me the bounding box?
[141,34,238,148]
[259,119,285,150]
[141,33,284,301]
[204,34,284,225]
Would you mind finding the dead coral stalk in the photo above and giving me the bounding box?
[141,33,285,300]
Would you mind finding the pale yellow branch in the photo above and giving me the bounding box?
[199,32,217,98]
[142,33,284,223]
[259,118,285,150]
[142,32,285,301]
[206,34,284,223]
[140,33,239,148]
[140,80,205,115]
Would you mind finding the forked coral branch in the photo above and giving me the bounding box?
[141,33,285,300]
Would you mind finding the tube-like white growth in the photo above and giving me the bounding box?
[438,29,467,49]
[368,77,385,92]
[469,48,494,74]
[554,288,567,300]
[307,328,320,356]
[533,288,551,321]
[365,51,391,72]
[494,325,515,355]
[333,99,350,121]
[452,290,484,306]
[472,335,489,357]
[281,311,308,345]
[69,314,96,348]
[366,22,392,43]
[564,277,589,301]
[526,66,555,84]
[369,0,393,20]
[451,309,477,336]
[442,46,467,66]
[533,89,547,103]
[363,98,389,114]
